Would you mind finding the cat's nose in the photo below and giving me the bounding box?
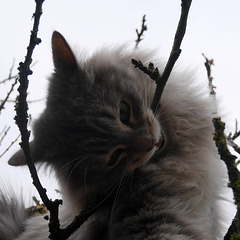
[129,132,155,152]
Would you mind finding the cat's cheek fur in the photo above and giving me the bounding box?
[145,109,161,147]
[126,149,157,171]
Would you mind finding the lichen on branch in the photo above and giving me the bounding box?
[212,117,240,239]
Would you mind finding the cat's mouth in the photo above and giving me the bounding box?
[107,134,165,168]
[108,148,125,167]
[155,134,165,152]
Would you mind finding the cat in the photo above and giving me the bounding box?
[0,31,227,240]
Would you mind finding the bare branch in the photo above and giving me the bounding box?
[132,0,192,113]
[135,15,147,48]
[15,0,46,202]
[48,196,104,240]
[131,60,160,81]
[202,53,216,95]
[12,0,64,239]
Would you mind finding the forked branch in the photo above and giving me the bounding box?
[132,0,192,113]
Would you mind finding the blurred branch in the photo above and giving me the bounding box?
[0,98,45,104]
[135,15,147,48]
[0,60,18,114]
[0,78,18,114]
[228,120,240,141]
[132,0,192,113]
[227,138,240,155]
[0,126,10,146]
[0,134,20,159]
[0,59,17,84]
[227,120,240,155]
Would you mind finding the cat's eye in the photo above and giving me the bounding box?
[120,101,130,124]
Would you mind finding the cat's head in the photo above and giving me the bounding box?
[8,31,164,202]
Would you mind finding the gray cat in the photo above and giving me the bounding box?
[0,31,227,239]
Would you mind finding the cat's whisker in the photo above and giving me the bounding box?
[128,170,135,191]
[64,154,96,189]
[109,173,131,240]
[84,172,127,214]
[59,156,81,171]
[83,164,90,194]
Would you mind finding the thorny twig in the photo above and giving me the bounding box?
[132,0,192,113]
[135,15,147,48]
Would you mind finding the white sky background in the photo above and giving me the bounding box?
[0,0,239,231]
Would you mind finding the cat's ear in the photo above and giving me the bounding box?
[52,31,78,73]
[8,149,27,166]
[8,142,38,166]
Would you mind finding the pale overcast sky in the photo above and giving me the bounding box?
[0,0,239,228]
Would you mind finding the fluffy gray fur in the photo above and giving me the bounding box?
[1,31,227,240]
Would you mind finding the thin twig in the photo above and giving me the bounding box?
[135,15,147,48]
[0,60,17,84]
[0,98,45,104]
[0,78,18,114]
[229,120,240,141]
[202,53,216,95]
[0,75,18,84]
[227,137,240,155]
[0,134,21,159]
[0,126,11,146]
[132,0,192,113]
